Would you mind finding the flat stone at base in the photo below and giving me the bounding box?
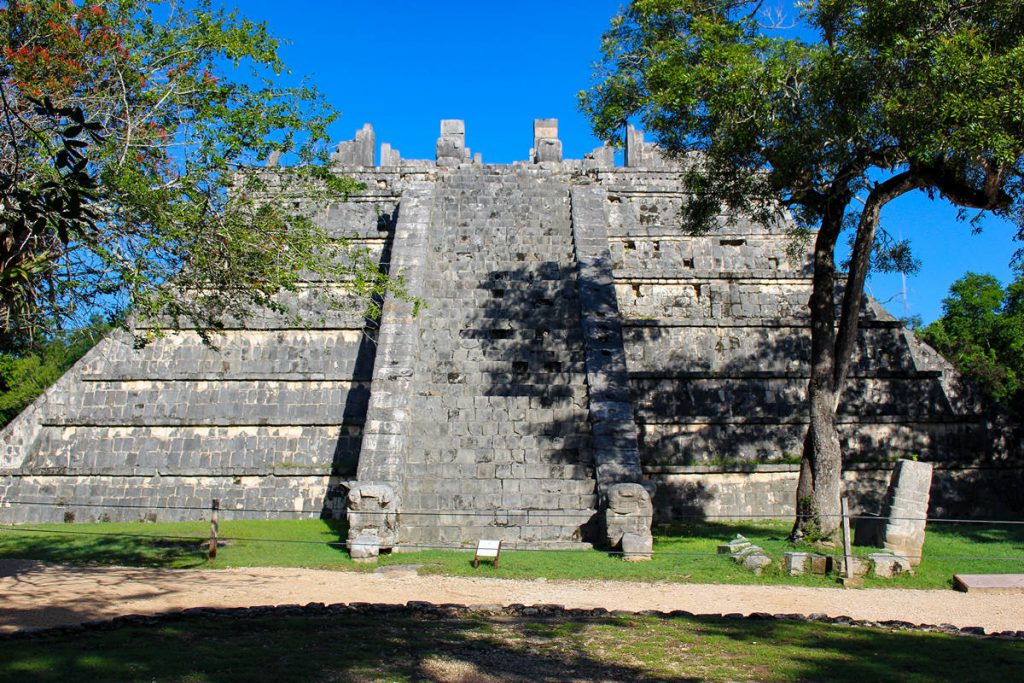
[373,564,423,576]
[841,576,865,588]
[621,532,653,562]
[953,574,1024,593]
[349,532,380,562]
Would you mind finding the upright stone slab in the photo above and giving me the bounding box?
[331,123,375,166]
[380,143,401,167]
[878,459,933,565]
[436,119,468,167]
[533,118,562,163]
[624,125,646,167]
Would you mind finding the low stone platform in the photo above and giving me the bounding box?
[954,574,1024,593]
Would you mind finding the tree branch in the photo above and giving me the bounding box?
[833,170,925,401]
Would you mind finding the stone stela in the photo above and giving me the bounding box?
[1,118,1018,559]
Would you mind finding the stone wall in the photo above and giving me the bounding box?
[648,463,1024,522]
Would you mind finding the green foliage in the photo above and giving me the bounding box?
[0,1,409,350]
[581,0,1024,236]
[920,269,1024,418]
[0,317,107,427]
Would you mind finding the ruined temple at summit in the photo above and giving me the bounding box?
[1,119,1020,552]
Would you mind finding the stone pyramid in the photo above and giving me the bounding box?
[1,120,1014,550]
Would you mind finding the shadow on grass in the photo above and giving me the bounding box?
[653,519,792,544]
[1,609,1021,683]
[0,531,207,569]
[927,520,1024,547]
[676,614,1024,683]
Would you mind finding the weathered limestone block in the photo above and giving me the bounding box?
[532,119,562,163]
[331,123,375,166]
[809,553,833,575]
[349,532,381,562]
[732,544,762,559]
[743,553,772,575]
[718,534,751,554]
[535,137,562,163]
[604,482,653,549]
[869,552,913,578]
[621,532,653,561]
[346,483,400,556]
[838,556,870,578]
[380,143,401,167]
[784,551,808,576]
[879,459,933,566]
[436,119,468,167]
[583,143,614,170]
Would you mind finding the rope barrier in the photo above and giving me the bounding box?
[2,499,1024,528]
[2,498,1023,525]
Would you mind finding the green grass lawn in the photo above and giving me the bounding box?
[1,609,1021,683]
[1,517,1021,589]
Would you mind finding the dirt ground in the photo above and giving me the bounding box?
[2,560,1022,634]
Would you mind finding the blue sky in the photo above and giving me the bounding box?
[226,0,1020,325]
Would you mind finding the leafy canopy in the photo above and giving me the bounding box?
[581,0,1024,241]
[920,269,1024,418]
[0,0,404,349]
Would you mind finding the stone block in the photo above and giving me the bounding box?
[621,532,652,561]
[440,119,465,138]
[838,556,870,578]
[732,545,762,560]
[869,553,913,578]
[809,554,833,575]
[346,482,400,551]
[535,138,562,163]
[784,551,807,576]
[349,532,380,562]
[604,482,653,548]
[743,553,772,575]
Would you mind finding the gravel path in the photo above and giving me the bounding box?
[2,560,1021,634]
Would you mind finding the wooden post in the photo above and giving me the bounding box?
[208,499,219,562]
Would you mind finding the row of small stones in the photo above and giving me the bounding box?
[724,535,910,579]
[0,602,1018,641]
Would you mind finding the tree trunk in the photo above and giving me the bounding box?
[793,200,845,540]
[792,173,924,541]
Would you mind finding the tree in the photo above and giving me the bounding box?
[0,0,404,350]
[581,0,1024,538]
[0,315,107,427]
[920,270,1024,420]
